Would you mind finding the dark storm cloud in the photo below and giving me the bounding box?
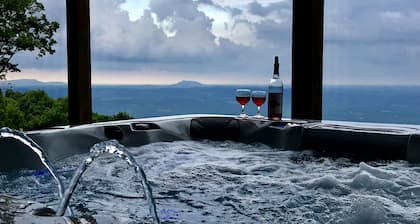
[196,0,243,17]
[254,18,290,43]
[223,1,292,51]
[247,0,291,17]
[229,7,243,16]
[194,0,214,5]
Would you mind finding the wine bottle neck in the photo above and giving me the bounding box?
[273,56,279,77]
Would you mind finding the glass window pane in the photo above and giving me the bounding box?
[1,0,67,92]
[323,0,420,124]
[90,0,292,118]
[0,0,68,130]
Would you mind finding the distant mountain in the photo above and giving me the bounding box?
[0,79,65,86]
[171,80,204,88]
[0,79,205,88]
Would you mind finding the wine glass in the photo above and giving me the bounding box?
[235,89,251,118]
[252,90,266,119]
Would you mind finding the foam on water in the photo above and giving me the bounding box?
[1,140,420,223]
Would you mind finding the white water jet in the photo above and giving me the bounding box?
[0,127,71,215]
[56,140,160,224]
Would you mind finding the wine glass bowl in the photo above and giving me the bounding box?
[235,89,251,117]
[251,90,266,119]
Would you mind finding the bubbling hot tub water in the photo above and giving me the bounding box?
[1,140,420,223]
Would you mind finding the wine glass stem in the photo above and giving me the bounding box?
[241,105,245,115]
[257,106,261,115]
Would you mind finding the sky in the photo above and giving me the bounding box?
[8,0,420,85]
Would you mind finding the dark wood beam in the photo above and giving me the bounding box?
[292,0,324,120]
[66,0,92,125]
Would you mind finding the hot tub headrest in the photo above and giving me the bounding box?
[104,126,124,141]
[190,117,240,141]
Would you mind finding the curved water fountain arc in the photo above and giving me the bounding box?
[56,140,160,224]
[0,127,71,215]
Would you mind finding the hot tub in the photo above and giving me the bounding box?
[1,115,420,223]
[1,114,420,171]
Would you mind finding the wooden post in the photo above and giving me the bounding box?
[66,0,92,125]
[291,0,324,120]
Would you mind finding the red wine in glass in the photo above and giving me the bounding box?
[235,89,251,117]
[236,96,250,105]
[252,96,266,106]
[251,90,266,118]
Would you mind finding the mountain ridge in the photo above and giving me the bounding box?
[0,79,207,87]
[0,79,65,86]
[170,80,204,88]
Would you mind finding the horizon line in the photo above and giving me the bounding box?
[2,78,420,87]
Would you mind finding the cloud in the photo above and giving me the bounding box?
[11,0,291,82]
[9,0,420,85]
[88,0,254,75]
[324,0,420,45]
[247,0,291,17]
[91,0,224,61]
[12,0,67,71]
[323,0,420,84]
[196,0,244,17]
[77,0,287,77]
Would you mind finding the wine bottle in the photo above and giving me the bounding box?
[268,56,283,120]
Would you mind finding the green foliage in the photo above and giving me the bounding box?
[0,89,133,130]
[4,88,23,99]
[0,95,25,129]
[92,112,133,123]
[40,97,68,128]
[0,0,59,80]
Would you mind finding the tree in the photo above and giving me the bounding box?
[0,94,25,129]
[0,0,59,80]
[1,89,134,130]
